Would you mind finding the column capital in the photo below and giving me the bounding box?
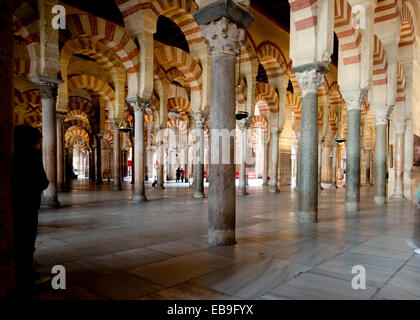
[56,111,67,124]
[192,111,207,129]
[110,118,124,130]
[270,127,279,137]
[393,119,406,134]
[29,76,62,99]
[126,97,153,113]
[373,106,391,126]
[237,118,252,131]
[292,62,329,97]
[341,89,368,111]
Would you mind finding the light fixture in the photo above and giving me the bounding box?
[119,120,133,133]
[236,111,249,121]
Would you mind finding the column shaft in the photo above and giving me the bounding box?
[193,112,206,198]
[269,129,279,193]
[330,142,338,189]
[96,135,103,184]
[375,124,387,204]
[392,120,405,199]
[57,113,65,191]
[112,124,121,191]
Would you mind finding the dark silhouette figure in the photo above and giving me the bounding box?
[176,167,181,183]
[12,125,49,294]
[181,169,185,183]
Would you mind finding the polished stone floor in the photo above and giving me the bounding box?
[33,179,420,300]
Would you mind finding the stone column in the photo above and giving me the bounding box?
[269,127,280,193]
[0,0,15,296]
[192,111,206,198]
[237,118,251,195]
[156,129,165,189]
[96,134,103,184]
[392,119,405,199]
[89,149,96,182]
[330,142,338,189]
[293,63,329,223]
[194,1,253,245]
[32,78,62,208]
[129,132,135,184]
[365,148,372,185]
[111,120,122,191]
[318,136,324,190]
[341,89,367,213]
[374,110,388,204]
[57,112,66,191]
[184,144,189,183]
[263,141,269,186]
[127,98,151,203]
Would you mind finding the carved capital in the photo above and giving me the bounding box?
[126,97,153,113]
[373,106,391,126]
[292,62,329,97]
[200,17,245,57]
[192,111,207,129]
[237,118,252,131]
[30,77,62,99]
[270,127,279,138]
[394,119,406,135]
[56,111,67,124]
[110,118,124,130]
[341,89,368,111]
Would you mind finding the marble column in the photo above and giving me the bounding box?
[96,134,103,184]
[192,111,206,198]
[392,119,406,199]
[237,118,251,195]
[194,1,253,245]
[111,120,122,191]
[184,145,190,183]
[57,112,66,192]
[341,89,367,213]
[318,136,324,190]
[293,63,329,223]
[269,128,280,193]
[374,112,388,204]
[127,98,151,203]
[32,78,62,208]
[365,148,372,185]
[263,142,269,186]
[89,149,96,182]
[129,133,135,184]
[0,0,15,295]
[330,142,338,189]
[156,130,165,189]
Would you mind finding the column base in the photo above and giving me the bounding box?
[194,192,205,199]
[345,202,359,213]
[237,188,248,196]
[208,229,236,246]
[329,184,338,190]
[391,192,405,200]
[41,196,60,208]
[156,184,165,190]
[374,196,386,205]
[132,195,147,204]
[269,185,279,193]
[113,185,122,191]
[298,211,317,223]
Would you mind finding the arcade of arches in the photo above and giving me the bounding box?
[1,0,420,300]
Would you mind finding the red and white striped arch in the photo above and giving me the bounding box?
[252,116,268,134]
[396,62,406,102]
[256,41,287,81]
[114,0,204,50]
[372,34,388,87]
[239,33,258,66]
[103,130,114,146]
[66,110,90,124]
[14,58,31,77]
[167,119,188,135]
[66,14,140,75]
[168,97,191,121]
[374,0,398,24]
[65,127,90,149]
[154,46,202,92]
[289,0,318,32]
[399,2,415,48]
[334,0,362,66]
[255,82,279,113]
[14,90,41,109]
[68,75,116,110]
[68,96,95,117]
[64,119,92,133]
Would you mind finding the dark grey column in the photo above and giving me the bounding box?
[341,89,367,213]
[96,134,103,184]
[269,127,280,193]
[192,111,206,198]
[237,118,251,195]
[127,98,152,203]
[156,126,165,189]
[329,142,338,189]
[111,120,122,191]
[57,112,66,192]
[293,62,329,223]
[194,0,253,245]
[31,78,63,208]
[374,120,387,204]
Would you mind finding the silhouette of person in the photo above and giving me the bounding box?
[176,167,181,183]
[12,125,49,294]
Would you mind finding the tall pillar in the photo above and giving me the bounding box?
[365,148,372,185]
[237,118,251,195]
[127,98,151,203]
[0,0,15,296]
[111,121,122,191]
[341,89,367,213]
[184,144,189,183]
[318,136,324,190]
[32,78,62,208]
[192,111,206,198]
[96,134,103,184]
[57,112,66,191]
[374,111,388,204]
[392,119,405,199]
[293,63,329,223]
[156,129,165,189]
[129,133,135,184]
[263,141,269,186]
[330,142,338,189]
[89,149,96,182]
[269,127,280,193]
[404,119,413,199]
[194,1,253,245]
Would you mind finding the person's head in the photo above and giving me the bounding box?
[14,125,42,151]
